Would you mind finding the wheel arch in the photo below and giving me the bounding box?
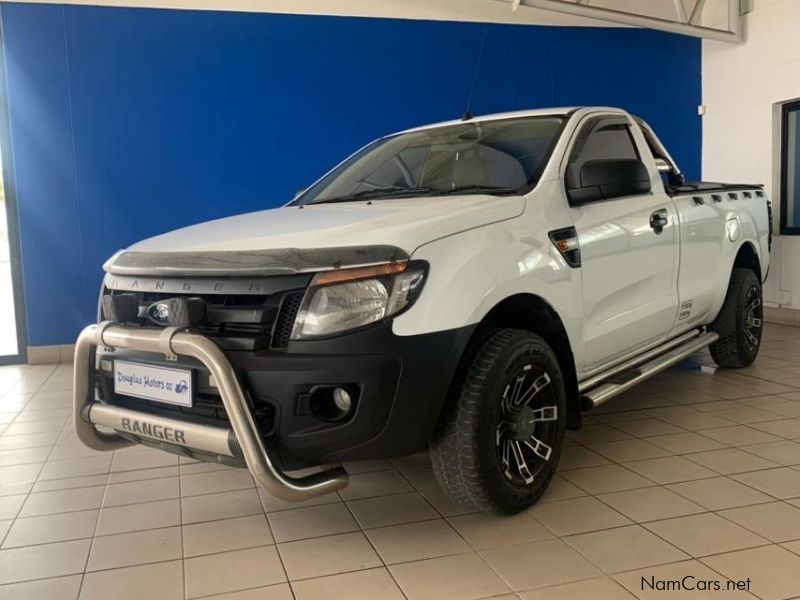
[732,241,762,282]
[472,293,581,430]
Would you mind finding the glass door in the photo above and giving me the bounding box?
[0,172,20,361]
[0,40,26,365]
[0,77,27,365]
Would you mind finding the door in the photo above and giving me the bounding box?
[566,115,678,372]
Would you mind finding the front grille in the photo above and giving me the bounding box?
[104,281,308,351]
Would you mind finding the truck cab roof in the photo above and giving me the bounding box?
[397,106,628,135]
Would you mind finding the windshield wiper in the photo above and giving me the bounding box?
[308,186,435,205]
[307,184,518,205]
[430,185,519,196]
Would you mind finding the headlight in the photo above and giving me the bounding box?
[291,261,427,339]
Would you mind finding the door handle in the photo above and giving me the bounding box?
[649,209,668,234]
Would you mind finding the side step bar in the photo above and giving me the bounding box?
[579,330,719,410]
[73,322,348,501]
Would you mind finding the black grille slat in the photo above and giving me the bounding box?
[271,290,304,349]
[205,306,276,324]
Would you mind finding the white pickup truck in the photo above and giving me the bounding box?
[74,107,771,513]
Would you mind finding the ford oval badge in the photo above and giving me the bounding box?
[147,302,171,326]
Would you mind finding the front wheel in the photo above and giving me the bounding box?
[429,329,566,514]
[709,268,763,368]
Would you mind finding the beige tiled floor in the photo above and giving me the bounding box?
[3,324,800,598]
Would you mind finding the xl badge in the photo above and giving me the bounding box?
[147,301,171,326]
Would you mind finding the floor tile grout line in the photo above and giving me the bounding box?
[79,552,187,577]
[176,459,188,600]
[567,422,798,482]
[0,573,84,596]
[563,528,775,581]
[485,559,603,597]
[182,536,272,562]
[718,366,800,389]
[393,463,530,596]
[679,451,783,476]
[699,543,800,600]
[285,548,472,581]
[578,487,708,530]
[607,556,754,599]
[258,487,298,600]
[187,581,291,600]
[0,557,184,589]
[654,374,798,400]
[725,439,800,467]
[0,508,535,555]
[0,378,69,549]
[74,466,112,598]
[8,457,411,495]
[336,466,411,600]
[6,348,800,595]
[708,498,800,546]
[565,424,800,502]
[726,466,800,501]
[525,572,640,599]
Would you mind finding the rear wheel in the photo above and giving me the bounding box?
[430,329,566,514]
[709,268,763,368]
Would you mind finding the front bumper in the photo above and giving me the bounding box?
[77,320,473,497]
[74,323,348,501]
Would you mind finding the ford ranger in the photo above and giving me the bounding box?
[73,107,772,513]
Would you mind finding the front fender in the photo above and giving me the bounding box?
[391,217,584,368]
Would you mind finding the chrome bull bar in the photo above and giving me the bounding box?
[73,322,349,501]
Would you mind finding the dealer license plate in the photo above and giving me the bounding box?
[113,360,193,407]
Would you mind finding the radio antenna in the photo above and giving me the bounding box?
[462,29,487,121]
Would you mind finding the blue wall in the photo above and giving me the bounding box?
[0,3,701,346]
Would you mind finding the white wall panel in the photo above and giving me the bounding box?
[703,0,800,308]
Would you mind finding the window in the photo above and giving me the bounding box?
[295,116,565,205]
[781,100,800,234]
[567,121,638,180]
[564,119,642,203]
[353,146,427,191]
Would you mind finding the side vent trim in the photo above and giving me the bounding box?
[548,227,581,268]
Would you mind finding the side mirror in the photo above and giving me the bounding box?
[566,159,651,204]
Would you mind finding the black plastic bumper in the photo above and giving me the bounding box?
[96,321,474,469]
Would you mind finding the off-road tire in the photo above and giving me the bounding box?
[709,268,763,368]
[429,328,566,514]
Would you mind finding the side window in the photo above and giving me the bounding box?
[568,122,638,178]
[566,119,649,203]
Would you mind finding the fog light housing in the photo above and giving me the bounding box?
[308,385,358,422]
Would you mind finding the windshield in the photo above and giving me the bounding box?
[294,115,565,205]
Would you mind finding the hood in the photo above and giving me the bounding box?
[124,194,525,256]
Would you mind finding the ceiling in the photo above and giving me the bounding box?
[4,0,743,41]
[496,0,741,41]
